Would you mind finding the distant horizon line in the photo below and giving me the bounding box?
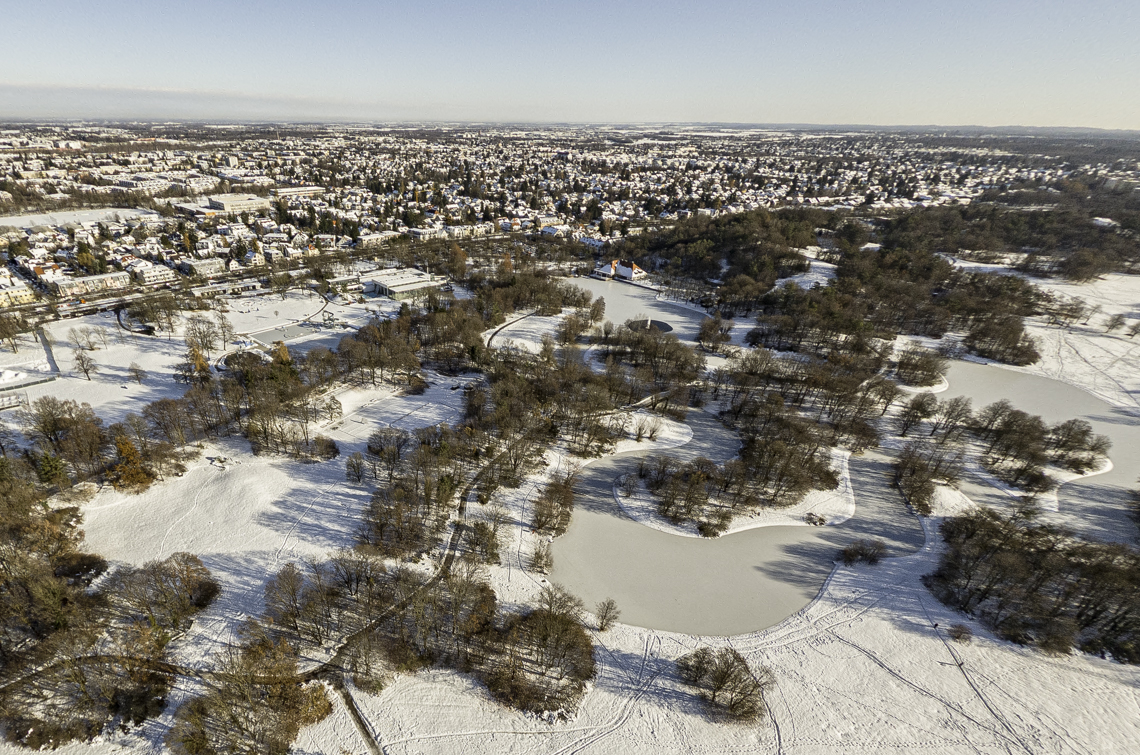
[3,119,1140,138]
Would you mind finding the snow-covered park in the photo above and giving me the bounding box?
[2,270,1139,755]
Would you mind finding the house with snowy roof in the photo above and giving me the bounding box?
[592,259,648,282]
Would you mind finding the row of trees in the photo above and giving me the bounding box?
[929,508,1139,662]
[892,395,1111,511]
[0,451,221,748]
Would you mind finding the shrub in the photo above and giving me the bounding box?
[839,538,887,566]
[52,552,109,585]
[312,435,339,460]
[947,624,972,644]
[676,646,772,722]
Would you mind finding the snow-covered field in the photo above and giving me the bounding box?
[295,514,1140,755]
[4,273,1140,754]
[0,207,161,229]
[486,311,568,354]
[939,264,1140,416]
[5,312,188,426]
[81,438,372,667]
[1016,273,1140,415]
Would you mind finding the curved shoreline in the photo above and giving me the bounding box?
[610,447,855,539]
[549,410,924,636]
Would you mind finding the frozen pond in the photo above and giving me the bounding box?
[551,353,1139,635]
[550,412,924,636]
[942,361,1140,544]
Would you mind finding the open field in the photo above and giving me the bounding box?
[2,273,1139,755]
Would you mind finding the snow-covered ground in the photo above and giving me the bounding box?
[324,371,480,445]
[294,514,1140,755]
[6,312,188,426]
[5,272,1140,754]
[80,438,372,668]
[776,257,838,290]
[484,309,568,353]
[0,291,400,430]
[1016,273,1140,416]
[224,289,393,353]
[613,447,854,538]
[938,263,1140,416]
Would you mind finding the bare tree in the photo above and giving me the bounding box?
[530,540,552,573]
[215,310,236,346]
[128,362,147,384]
[0,314,28,353]
[185,315,220,358]
[595,598,620,631]
[72,349,97,380]
[1104,313,1127,333]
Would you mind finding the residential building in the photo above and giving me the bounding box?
[592,259,648,281]
[179,257,226,278]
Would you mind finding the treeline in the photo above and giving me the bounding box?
[166,620,330,755]
[976,400,1111,486]
[0,453,220,747]
[879,202,1140,280]
[892,395,1110,513]
[747,245,1043,366]
[929,508,1139,662]
[619,207,824,283]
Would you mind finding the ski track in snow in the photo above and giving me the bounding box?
[14,280,1140,755]
[156,473,207,559]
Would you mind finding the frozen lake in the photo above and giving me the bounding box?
[550,412,924,636]
[942,360,1140,544]
[549,301,1140,632]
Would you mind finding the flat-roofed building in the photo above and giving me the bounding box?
[191,279,261,298]
[0,276,36,306]
[207,193,271,214]
[132,264,177,285]
[271,186,324,198]
[51,270,131,297]
[360,268,441,300]
[179,257,226,278]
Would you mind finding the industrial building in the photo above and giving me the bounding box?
[207,193,272,214]
[360,268,442,300]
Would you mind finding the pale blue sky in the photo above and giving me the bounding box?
[1,0,1137,127]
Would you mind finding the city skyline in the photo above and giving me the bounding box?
[3,0,1139,129]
